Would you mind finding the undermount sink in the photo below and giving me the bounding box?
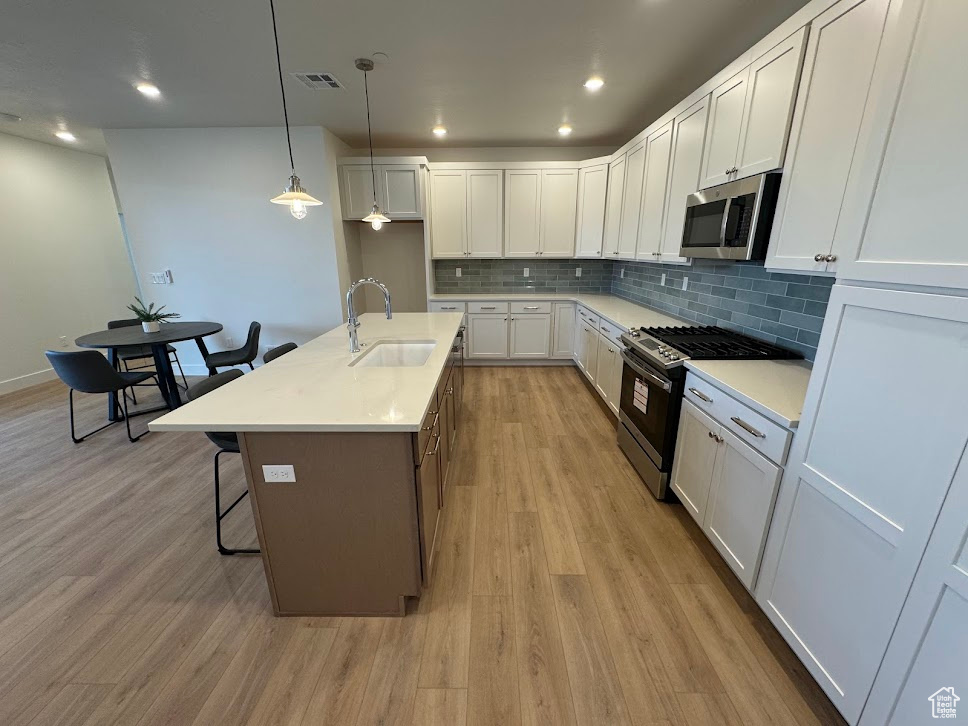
[350,340,436,368]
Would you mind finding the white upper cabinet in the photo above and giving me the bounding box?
[340,166,378,220]
[575,164,608,258]
[429,170,467,258]
[734,28,807,179]
[381,165,422,218]
[660,95,710,262]
[603,154,626,258]
[539,169,579,257]
[766,0,891,273]
[466,170,503,257]
[835,0,968,290]
[504,170,542,257]
[700,69,750,189]
[617,142,646,258]
[636,121,674,261]
[756,285,968,723]
[698,29,806,190]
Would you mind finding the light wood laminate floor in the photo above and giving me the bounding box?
[0,367,846,725]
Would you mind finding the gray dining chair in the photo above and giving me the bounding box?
[107,318,188,397]
[187,370,259,556]
[45,349,157,443]
[204,321,261,375]
[262,342,297,364]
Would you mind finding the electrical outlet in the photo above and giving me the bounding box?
[523,267,530,277]
[575,267,582,277]
[163,268,173,284]
[661,273,666,286]
[620,268,625,278]
[455,267,462,278]
[59,336,69,348]
[225,336,234,347]
[682,276,689,291]
[262,465,296,483]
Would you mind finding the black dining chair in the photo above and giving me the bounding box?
[262,342,297,364]
[45,350,157,443]
[107,318,189,398]
[187,370,259,556]
[204,322,261,375]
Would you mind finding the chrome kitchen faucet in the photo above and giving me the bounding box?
[346,278,392,353]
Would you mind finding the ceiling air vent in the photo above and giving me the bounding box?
[292,72,345,90]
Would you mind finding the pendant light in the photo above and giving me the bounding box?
[356,58,391,231]
[267,0,322,219]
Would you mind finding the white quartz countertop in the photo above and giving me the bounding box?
[149,312,464,433]
[429,291,813,429]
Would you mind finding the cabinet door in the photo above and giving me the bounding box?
[660,95,710,261]
[835,0,968,289]
[381,165,422,218]
[699,69,748,189]
[575,164,608,257]
[704,428,782,590]
[340,166,377,220]
[466,170,503,257]
[604,338,622,416]
[734,28,807,180]
[416,438,441,583]
[860,453,968,725]
[766,0,890,273]
[594,332,611,401]
[439,383,452,497]
[580,323,599,384]
[539,169,579,257]
[552,302,576,359]
[618,142,646,258]
[466,314,509,359]
[670,399,720,525]
[504,170,542,258]
[429,170,467,258]
[636,121,673,261]
[603,154,626,258]
[755,285,968,723]
[509,314,551,358]
[573,314,587,370]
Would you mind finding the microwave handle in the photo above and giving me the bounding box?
[718,197,732,246]
[723,197,743,245]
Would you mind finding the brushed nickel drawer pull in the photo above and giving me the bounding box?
[440,306,457,310]
[524,306,540,310]
[689,387,712,403]
[731,416,765,438]
[480,306,497,310]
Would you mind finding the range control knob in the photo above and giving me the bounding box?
[669,354,680,361]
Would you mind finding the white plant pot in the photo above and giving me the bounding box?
[142,321,160,333]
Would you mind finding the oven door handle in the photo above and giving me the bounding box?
[621,350,672,392]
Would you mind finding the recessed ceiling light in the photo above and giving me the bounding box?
[0,112,22,122]
[558,124,573,136]
[136,83,161,98]
[432,126,447,137]
[584,77,605,91]
[55,131,77,142]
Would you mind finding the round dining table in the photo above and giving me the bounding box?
[75,321,223,421]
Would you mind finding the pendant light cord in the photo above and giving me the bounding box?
[363,70,377,204]
[269,0,295,174]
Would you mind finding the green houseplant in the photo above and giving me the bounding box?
[127,297,180,333]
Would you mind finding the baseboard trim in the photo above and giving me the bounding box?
[464,358,576,367]
[0,368,58,397]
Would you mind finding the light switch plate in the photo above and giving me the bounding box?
[263,465,295,483]
[620,268,625,278]
[575,267,582,277]
[455,267,461,278]
[523,267,529,277]
[661,273,666,286]
[682,276,689,291]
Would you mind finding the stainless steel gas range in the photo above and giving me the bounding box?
[617,325,801,500]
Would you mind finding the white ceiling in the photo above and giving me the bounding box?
[0,0,811,156]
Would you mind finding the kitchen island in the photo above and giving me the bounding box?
[150,312,465,616]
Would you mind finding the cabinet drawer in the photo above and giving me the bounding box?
[429,301,466,313]
[510,301,552,314]
[576,305,600,330]
[598,319,624,345]
[468,301,509,314]
[684,372,792,465]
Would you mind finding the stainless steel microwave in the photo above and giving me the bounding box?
[679,172,781,260]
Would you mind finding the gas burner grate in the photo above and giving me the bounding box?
[640,325,802,360]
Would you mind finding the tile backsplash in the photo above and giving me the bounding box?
[433,258,832,360]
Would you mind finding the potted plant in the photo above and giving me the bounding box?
[127,297,181,333]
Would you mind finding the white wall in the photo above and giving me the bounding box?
[359,223,427,313]
[104,126,345,373]
[0,133,137,394]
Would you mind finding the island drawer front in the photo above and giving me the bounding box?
[468,301,509,314]
[429,301,466,313]
[415,398,440,464]
[684,372,792,465]
[510,301,552,314]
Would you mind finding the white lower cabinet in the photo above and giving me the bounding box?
[671,397,782,590]
[465,314,508,359]
[510,314,551,358]
[594,331,622,416]
[577,321,599,384]
[551,303,576,358]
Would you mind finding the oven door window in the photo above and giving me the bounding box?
[619,360,671,460]
[682,199,727,249]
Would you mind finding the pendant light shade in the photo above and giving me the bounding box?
[267,0,321,220]
[356,58,390,231]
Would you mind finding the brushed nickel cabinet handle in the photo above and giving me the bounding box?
[689,387,713,403]
[731,416,765,438]
[524,306,540,310]
[480,306,496,310]
[716,435,724,443]
[815,254,825,262]
[825,254,837,262]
